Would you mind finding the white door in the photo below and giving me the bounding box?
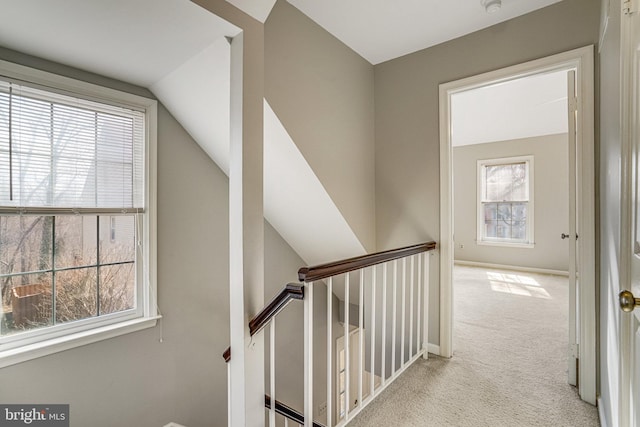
[567,69,579,387]
[621,2,640,425]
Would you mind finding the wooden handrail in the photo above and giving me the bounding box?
[249,283,304,336]
[223,283,304,362]
[265,395,325,427]
[298,241,436,282]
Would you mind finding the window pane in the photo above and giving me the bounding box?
[484,221,497,238]
[99,215,135,264]
[1,272,53,336]
[55,216,97,268]
[0,215,52,275]
[512,203,527,222]
[484,162,527,201]
[512,221,526,240]
[99,263,135,315]
[496,223,509,239]
[483,203,497,221]
[55,267,97,323]
[496,203,512,224]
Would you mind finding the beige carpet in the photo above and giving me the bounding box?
[347,265,599,427]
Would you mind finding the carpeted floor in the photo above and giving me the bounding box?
[347,265,600,427]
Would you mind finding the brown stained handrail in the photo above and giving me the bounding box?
[224,283,304,362]
[298,241,436,282]
[265,395,325,427]
[249,283,304,336]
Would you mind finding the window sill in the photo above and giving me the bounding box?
[476,240,535,249]
[0,315,161,369]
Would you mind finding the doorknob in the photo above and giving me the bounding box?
[561,233,579,240]
[619,290,640,312]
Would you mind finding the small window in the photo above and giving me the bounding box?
[0,59,158,367]
[477,156,534,247]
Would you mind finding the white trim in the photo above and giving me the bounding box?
[439,45,596,404]
[476,241,535,249]
[597,397,608,427]
[454,260,569,277]
[427,343,440,356]
[0,315,160,368]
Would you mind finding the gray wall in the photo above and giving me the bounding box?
[598,0,622,424]
[453,134,570,271]
[265,0,376,252]
[374,0,600,346]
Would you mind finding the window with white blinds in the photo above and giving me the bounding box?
[0,60,157,368]
[0,80,145,212]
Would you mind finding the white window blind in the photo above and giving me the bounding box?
[0,80,145,211]
[482,162,528,202]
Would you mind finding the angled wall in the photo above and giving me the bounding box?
[265,0,376,253]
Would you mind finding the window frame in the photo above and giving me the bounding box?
[476,155,534,248]
[0,59,158,368]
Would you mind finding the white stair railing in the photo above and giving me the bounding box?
[225,241,436,427]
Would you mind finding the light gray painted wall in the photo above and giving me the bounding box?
[598,0,622,424]
[453,134,570,271]
[265,0,376,252]
[374,0,600,346]
[0,48,306,427]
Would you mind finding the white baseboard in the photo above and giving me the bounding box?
[427,343,440,356]
[597,397,607,427]
[454,260,569,277]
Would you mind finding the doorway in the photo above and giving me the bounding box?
[438,46,596,404]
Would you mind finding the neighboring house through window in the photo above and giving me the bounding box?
[0,60,158,367]
[477,156,534,247]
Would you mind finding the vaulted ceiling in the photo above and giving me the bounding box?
[0,0,567,263]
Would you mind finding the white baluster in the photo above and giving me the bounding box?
[358,269,364,411]
[270,319,276,427]
[344,273,350,421]
[417,254,422,357]
[423,252,430,360]
[391,260,397,376]
[381,262,387,385]
[370,266,376,397]
[401,258,406,367]
[409,255,415,358]
[327,277,333,427]
[304,282,314,427]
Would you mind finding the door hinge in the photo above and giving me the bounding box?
[571,343,580,358]
[569,96,578,113]
[624,0,637,15]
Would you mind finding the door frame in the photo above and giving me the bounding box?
[438,45,596,404]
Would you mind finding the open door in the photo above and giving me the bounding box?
[567,70,579,387]
[620,2,640,424]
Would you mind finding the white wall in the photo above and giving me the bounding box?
[453,134,569,272]
[374,0,600,346]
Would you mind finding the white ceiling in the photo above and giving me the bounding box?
[286,0,564,64]
[451,70,568,147]
[0,0,240,87]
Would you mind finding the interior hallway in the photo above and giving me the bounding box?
[347,265,599,426]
